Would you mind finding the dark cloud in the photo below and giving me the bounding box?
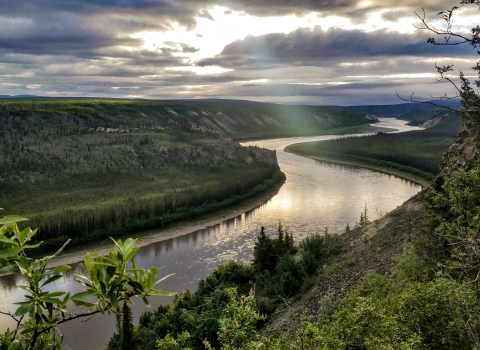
[0,0,198,27]
[177,0,459,20]
[381,9,416,22]
[0,0,200,64]
[198,26,474,69]
[0,0,471,104]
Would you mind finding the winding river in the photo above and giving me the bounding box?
[0,119,423,349]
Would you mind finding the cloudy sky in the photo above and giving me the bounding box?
[1,0,478,104]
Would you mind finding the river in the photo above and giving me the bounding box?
[0,118,423,349]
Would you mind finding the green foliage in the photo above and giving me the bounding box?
[253,224,295,274]
[127,224,326,350]
[24,168,283,255]
[121,302,134,350]
[299,234,324,274]
[316,274,477,349]
[0,98,373,142]
[204,288,265,350]
[287,114,461,181]
[251,261,479,349]
[0,216,173,350]
[425,168,480,282]
[359,204,370,227]
[156,332,192,350]
[276,255,303,297]
[0,99,284,253]
[132,261,258,350]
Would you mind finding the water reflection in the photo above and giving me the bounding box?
[0,119,423,350]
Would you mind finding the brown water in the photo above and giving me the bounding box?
[0,119,423,349]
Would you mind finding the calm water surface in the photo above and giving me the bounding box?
[0,119,423,349]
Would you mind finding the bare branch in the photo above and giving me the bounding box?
[0,310,20,323]
[50,239,72,261]
[395,92,463,112]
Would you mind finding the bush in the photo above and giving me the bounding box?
[276,255,304,297]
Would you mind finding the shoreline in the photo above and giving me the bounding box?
[45,180,283,269]
[284,146,430,188]
[34,122,413,269]
[359,124,397,133]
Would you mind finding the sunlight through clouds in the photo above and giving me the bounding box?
[0,0,477,103]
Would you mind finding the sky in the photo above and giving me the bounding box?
[0,0,478,105]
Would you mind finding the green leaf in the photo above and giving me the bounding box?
[42,297,62,305]
[18,227,35,245]
[108,293,118,308]
[153,290,176,297]
[126,247,140,261]
[0,247,24,259]
[0,236,17,246]
[16,256,29,269]
[72,290,96,301]
[154,273,175,286]
[72,299,96,308]
[55,264,71,273]
[0,216,29,225]
[110,238,123,254]
[84,253,94,270]
[127,281,143,290]
[45,291,66,298]
[73,272,90,281]
[23,242,42,250]
[8,340,20,350]
[62,292,71,305]
[14,301,34,316]
[41,275,63,287]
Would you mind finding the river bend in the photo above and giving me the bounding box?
[0,118,422,349]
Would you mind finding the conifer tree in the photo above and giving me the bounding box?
[121,301,134,350]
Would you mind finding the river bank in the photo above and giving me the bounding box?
[284,145,430,188]
[44,178,284,269]
[43,123,395,268]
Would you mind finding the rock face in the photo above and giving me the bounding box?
[419,116,443,128]
[440,124,478,172]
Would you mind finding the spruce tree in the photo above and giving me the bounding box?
[121,301,134,350]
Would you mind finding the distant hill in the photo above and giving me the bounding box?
[345,100,461,125]
[0,99,377,141]
[0,94,42,98]
[175,98,265,104]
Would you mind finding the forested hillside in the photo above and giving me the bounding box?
[287,111,461,181]
[0,99,283,252]
[0,99,377,141]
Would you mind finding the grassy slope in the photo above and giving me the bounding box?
[286,113,461,183]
